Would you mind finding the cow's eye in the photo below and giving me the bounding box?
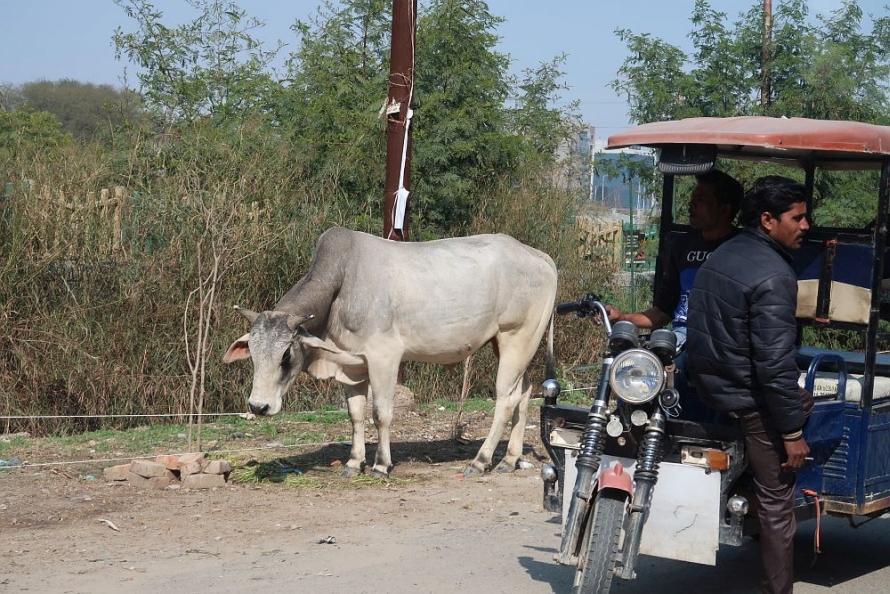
[281,348,291,368]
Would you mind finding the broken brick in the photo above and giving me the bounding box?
[182,473,227,490]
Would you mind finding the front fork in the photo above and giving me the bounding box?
[615,408,666,580]
[555,358,613,566]
[555,356,668,574]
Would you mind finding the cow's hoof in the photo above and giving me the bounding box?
[340,466,363,478]
[461,463,487,477]
[493,460,515,474]
[369,467,390,479]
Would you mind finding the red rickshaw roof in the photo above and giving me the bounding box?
[606,116,890,170]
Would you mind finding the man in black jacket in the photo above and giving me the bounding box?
[687,175,811,594]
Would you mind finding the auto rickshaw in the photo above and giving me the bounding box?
[539,116,890,593]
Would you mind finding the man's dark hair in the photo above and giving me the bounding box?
[695,169,744,220]
[739,175,808,228]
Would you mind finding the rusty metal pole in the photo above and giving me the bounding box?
[383,0,417,241]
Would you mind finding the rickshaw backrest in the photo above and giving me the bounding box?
[793,237,873,326]
[789,235,890,404]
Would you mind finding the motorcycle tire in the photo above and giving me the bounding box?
[573,490,626,594]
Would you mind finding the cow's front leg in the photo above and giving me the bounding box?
[342,382,369,477]
[367,359,400,477]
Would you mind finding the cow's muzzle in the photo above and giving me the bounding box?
[248,402,271,416]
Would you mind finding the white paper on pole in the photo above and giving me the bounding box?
[394,187,409,231]
[393,108,414,232]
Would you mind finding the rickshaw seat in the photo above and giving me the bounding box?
[797,371,890,403]
[790,239,890,402]
[796,346,890,375]
[796,347,890,403]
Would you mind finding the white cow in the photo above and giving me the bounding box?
[224,227,556,477]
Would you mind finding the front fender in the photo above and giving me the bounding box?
[597,461,634,497]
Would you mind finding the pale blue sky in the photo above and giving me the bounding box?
[2,0,886,143]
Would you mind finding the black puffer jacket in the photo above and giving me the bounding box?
[687,228,804,434]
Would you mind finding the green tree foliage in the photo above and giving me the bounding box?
[687,1,758,117]
[411,0,513,232]
[612,29,690,124]
[509,55,582,159]
[272,0,391,226]
[112,0,282,126]
[109,0,584,234]
[0,107,70,155]
[11,79,140,143]
[271,0,581,234]
[413,1,581,232]
[612,0,890,124]
[611,0,890,226]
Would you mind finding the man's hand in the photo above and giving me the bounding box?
[604,305,622,324]
[781,438,810,472]
[601,306,666,330]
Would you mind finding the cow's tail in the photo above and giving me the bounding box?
[544,311,555,380]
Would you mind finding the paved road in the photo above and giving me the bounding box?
[275,474,890,594]
[524,513,890,593]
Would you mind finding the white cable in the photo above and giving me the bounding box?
[0,410,344,421]
[394,108,414,231]
[0,440,349,469]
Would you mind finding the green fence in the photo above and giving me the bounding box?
[621,222,657,273]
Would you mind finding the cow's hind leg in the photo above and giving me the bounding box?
[493,374,532,473]
[342,382,370,477]
[462,357,528,477]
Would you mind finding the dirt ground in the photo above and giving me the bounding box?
[5,406,890,594]
[0,406,581,594]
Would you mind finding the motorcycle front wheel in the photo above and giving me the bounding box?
[573,490,627,594]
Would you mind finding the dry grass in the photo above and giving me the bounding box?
[0,126,618,436]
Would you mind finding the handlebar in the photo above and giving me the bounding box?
[555,293,599,316]
[555,294,684,363]
[556,293,612,335]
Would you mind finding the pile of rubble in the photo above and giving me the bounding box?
[103,453,232,490]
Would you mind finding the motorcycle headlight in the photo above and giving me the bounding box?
[608,348,665,404]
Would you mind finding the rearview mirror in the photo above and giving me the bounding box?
[657,144,717,175]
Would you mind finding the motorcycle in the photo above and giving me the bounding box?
[540,294,749,593]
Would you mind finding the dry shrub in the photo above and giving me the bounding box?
[1,125,618,434]
[0,124,344,435]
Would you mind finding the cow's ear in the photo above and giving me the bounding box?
[223,333,251,363]
[294,327,338,353]
[295,329,364,366]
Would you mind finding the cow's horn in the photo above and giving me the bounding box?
[287,313,314,331]
[234,305,259,323]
